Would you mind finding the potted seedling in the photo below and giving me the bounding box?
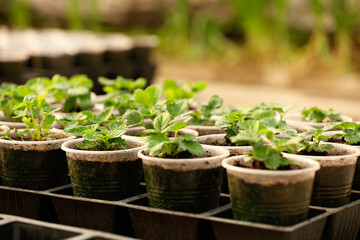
[137,107,229,213]
[198,103,301,156]
[98,76,147,96]
[0,83,33,129]
[61,109,146,201]
[97,76,147,110]
[283,124,360,207]
[163,78,207,109]
[0,93,75,190]
[47,74,96,113]
[187,94,225,135]
[284,106,352,129]
[222,121,320,225]
[122,84,164,137]
[321,122,360,191]
[123,98,198,140]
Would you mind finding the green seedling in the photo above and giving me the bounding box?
[1,93,60,141]
[48,74,94,112]
[163,78,207,100]
[302,107,342,123]
[296,124,335,153]
[146,109,203,158]
[190,94,223,126]
[334,122,360,145]
[98,76,147,95]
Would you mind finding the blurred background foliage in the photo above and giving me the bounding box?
[1,0,360,73]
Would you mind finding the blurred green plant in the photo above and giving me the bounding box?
[9,0,32,28]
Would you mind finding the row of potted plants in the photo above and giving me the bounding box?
[0,75,359,228]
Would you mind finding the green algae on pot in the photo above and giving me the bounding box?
[283,142,360,208]
[61,137,146,200]
[195,133,252,194]
[322,130,360,191]
[0,129,75,190]
[138,146,229,213]
[223,155,320,226]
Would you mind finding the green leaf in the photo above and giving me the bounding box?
[181,140,204,156]
[169,122,188,132]
[148,133,169,156]
[166,99,189,118]
[153,112,172,132]
[123,110,143,127]
[135,85,162,108]
[64,97,77,112]
[16,86,33,97]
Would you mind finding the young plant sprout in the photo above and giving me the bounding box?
[146,110,204,158]
[1,93,60,141]
[48,74,94,112]
[163,78,207,100]
[190,94,223,126]
[63,108,129,151]
[98,76,147,95]
[333,122,360,145]
[302,107,342,123]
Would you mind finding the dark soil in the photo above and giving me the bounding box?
[297,150,329,156]
[235,159,302,170]
[164,150,206,159]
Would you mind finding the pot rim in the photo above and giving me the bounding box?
[61,136,146,155]
[222,154,320,176]
[283,142,360,160]
[138,145,230,164]
[195,133,252,150]
[321,130,360,147]
[0,128,75,145]
[284,112,352,127]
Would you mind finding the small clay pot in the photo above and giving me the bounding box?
[284,112,352,130]
[322,131,360,191]
[124,126,198,142]
[138,146,229,213]
[223,155,320,226]
[0,129,75,190]
[61,137,146,201]
[283,142,360,207]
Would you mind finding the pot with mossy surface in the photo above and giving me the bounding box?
[137,107,229,213]
[283,107,352,129]
[139,146,229,213]
[0,94,75,190]
[283,124,360,207]
[223,154,320,226]
[221,120,320,226]
[62,137,145,201]
[321,122,360,191]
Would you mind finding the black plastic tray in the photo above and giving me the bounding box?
[0,213,138,240]
[0,184,344,240]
